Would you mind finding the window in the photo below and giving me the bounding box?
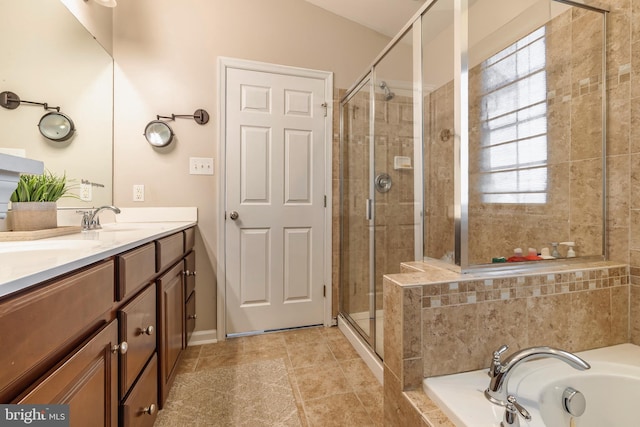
[479,26,547,204]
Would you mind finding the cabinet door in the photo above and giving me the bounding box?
[184,250,196,300]
[16,320,119,427]
[157,262,184,407]
[118,284,156,397]
[185,291,196,348]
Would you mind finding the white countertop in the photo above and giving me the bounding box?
[0,221,196,299]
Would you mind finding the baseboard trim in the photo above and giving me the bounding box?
[187,329,218,346]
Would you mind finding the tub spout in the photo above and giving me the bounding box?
[484,345,590,407]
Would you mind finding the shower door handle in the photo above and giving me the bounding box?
[365,199,373,221]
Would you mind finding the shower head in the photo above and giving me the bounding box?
[379,81,395,101]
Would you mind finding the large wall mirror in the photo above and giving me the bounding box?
[0,0,113,209]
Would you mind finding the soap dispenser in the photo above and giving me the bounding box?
[560,242,576,258]
[550,242,560,258]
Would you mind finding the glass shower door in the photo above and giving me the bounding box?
[340,77,375,350]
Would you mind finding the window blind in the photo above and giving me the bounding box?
[479,26,548,204]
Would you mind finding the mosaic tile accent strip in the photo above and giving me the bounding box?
[421,266,628,308]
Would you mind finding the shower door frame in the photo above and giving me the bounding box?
[339,75,377,353]
[339,17,425,359]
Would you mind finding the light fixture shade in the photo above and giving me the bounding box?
[38,112,75,142]
[94,0,117,7]
[145,120,174,147]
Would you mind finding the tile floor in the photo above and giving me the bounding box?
[171,326,383,426]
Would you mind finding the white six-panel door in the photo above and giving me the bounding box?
[224,65,327,334]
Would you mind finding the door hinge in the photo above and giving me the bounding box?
[323,285,326,298]
[324,195,327,207]
[321,102,328,117]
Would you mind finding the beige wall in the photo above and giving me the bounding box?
[61,0,113,54]
[112,0,391,334]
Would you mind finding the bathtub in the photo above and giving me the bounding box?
[424,343,640,427]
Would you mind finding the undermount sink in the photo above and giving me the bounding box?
[0,239,102,254]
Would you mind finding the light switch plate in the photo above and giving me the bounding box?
[189,157,214,175]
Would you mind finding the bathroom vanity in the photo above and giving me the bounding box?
[0,221,196,426]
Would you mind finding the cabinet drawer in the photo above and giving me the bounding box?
[185,291,196,348]
[0,260,115,402]
[118,284,156,397]
[156,233,184,272]
[16,320,118,427]
[184,227,195,252]
[184,250,196,300]
[117,243,156,301]
[120,354,158,427]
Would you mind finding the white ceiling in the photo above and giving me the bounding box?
[303,0,426,38]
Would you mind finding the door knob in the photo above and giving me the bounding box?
[229,211,239,220]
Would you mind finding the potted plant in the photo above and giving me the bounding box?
[8,170,75,231]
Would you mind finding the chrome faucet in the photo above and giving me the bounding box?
[485,345,590,405]
[80,205,121,230]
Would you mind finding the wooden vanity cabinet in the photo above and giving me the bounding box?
[1,225,196,426]
[16,320,119,427]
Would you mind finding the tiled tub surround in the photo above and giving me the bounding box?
[383,260,631,427]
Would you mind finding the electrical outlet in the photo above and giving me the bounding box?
[133,184,144,202]
[80,182,92,201]
[189,157,214,175]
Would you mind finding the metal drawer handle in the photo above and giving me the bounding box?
[188,314,197,320]
[140,325,154,336]
[111,341,128,355]
[142,404,156,415]
[183,270,197,277]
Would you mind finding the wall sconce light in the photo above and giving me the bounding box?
[144,109,209,148]
[83,0,117,8]
[0,91,75,142]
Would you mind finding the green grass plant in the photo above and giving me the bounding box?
[10,170,76,203]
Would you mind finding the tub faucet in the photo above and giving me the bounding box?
[81,205,121,230]
[485,344,590,408]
